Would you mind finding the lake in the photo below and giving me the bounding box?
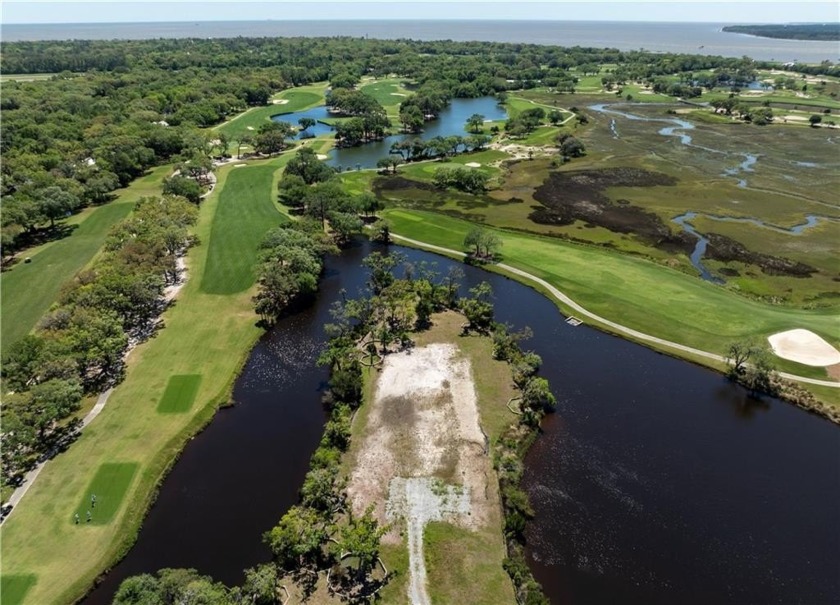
[3,20,838,63]
[81,239,840,604]
[272,96,508,169]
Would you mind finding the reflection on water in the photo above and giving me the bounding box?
[272,96,507,168]
[81,241,840,605]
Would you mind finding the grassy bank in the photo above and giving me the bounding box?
[0,161,286,605]
[382,209,840,383]
[343,312,518,604]
[0,165,171,356]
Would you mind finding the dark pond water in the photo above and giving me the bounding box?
[272,96,507,169]
[82,240,840,605]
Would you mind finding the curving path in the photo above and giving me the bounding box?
[390,233,840,388]
[1,259,189,523]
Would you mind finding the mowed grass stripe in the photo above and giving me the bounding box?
[0,156,285,605]
[0,575,37,605]
[201,164,286,294]
[0,165,171,356]
[383,209,840,356]
[157,374,203,413]
[72,463,139,525]
[0,202,132,354]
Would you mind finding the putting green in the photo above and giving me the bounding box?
[72,463,139,526]
[157,374,203,413]
[0,575,37,605]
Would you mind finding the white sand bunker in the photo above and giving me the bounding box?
[246,126,255,130]
[272,98,289,105]
[317,154,329,160]
[390,92,407,97]
[464,162,482,168]
[768,329,840,366]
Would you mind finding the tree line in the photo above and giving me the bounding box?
[5,35,835,257]
[1,195,197,489]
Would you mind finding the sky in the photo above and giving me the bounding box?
[2,1,838,25]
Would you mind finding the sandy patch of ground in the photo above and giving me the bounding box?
[272,98,290,105]
[768,329,840,366]
[464,162,482,168]
[783,115,809,122]
[233,163,247,167]
[347,343,490,604]
[246,126,255,130]
[163,255,188,303]
[391,92,407,97]
[317,154,329,160]
[489,142,551,161]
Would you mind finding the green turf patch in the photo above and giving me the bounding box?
[72,463,139,526]
[157,374,202,413]
[0,575,37,605]
[200,165,286,294]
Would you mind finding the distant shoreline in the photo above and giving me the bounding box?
[722,24,840,42]
[2,20,837,63]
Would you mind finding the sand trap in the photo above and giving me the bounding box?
[390,92,407,97]
[233,163,247,167]
[768,329,840,367]
[272,98,289,105]
[316,154,329,160]
[464,162,482,168]
[246,126,254,130]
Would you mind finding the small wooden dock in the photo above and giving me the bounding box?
[565,316,583,327]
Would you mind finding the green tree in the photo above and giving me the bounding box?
[285,147,335,184]
[277,174,310,210]
[809,114,823,127]
[265,505,329,570]
[459,281,494,333]
[548,109,565,125]
[338,505,387,584]
[241,564,279,605]
[298,117,317,132]
[399,105,424,133]
[466,113,486,133]
[38,186,81,228]
[162,175,202,203]
[522,377,556,412]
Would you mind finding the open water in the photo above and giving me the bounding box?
[81,240,840,605]
[3,20,838,63]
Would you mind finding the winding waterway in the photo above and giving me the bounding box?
[82,239,839,604]
[588,103,834,283]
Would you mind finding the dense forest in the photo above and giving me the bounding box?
[5,35,837,258]
[723,23,840,41]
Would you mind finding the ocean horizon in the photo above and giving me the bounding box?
[2,19,838,63]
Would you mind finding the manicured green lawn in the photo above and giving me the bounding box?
[72,463,139,525]
[157,374,203,413]
[215,84,327,144]
[0,161,286,605]
[0,574,37,605]
[359,77,413,121]
[0,165,171,356]
[201,164,287,294]
[383,209,840,360]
